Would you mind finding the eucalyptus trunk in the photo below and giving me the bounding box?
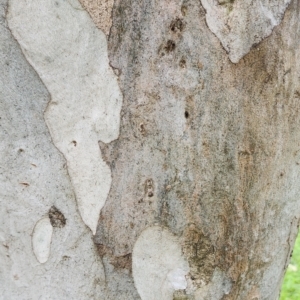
[1,0,300,299]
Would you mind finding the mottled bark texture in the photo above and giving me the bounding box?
[1,0,300,299]
[94,0,300,299]
[79,0,114,35]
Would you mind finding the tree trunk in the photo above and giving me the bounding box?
[1,0,300,299]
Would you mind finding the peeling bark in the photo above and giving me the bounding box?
[0,1,106,299]
[1,0,300,299]
[200,0,292,63]
[7,0,123,235]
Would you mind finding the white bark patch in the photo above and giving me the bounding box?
[132,226,189,300]
[194,268,232,300]
[201,0,291,63]
[32,217,53,264]
[7,0,123,234]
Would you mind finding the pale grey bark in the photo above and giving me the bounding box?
[1,0,300,299]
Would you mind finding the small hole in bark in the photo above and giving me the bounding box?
[18,148,24,153]
[179,58,186,68]
[148,191,154,197]
[185,111,189,118]
[165,40,176,53]
[139,123,146,135]
[72,140,77,147]
[170,18,184,32]
[113,68,121,76]
[181,5,187,16]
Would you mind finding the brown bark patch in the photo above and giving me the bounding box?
[48,206,66,228]
[182,225,215,287]
[78,0,113,35]
[97,244,132,272]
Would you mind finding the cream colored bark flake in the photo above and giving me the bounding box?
[7,0,123,234]
[133,226,189,300]
[201,0,291,63]
[32,217,53,264]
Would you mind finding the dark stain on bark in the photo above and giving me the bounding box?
[48,206,66,228]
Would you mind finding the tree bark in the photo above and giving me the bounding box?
[1,0,300,299]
